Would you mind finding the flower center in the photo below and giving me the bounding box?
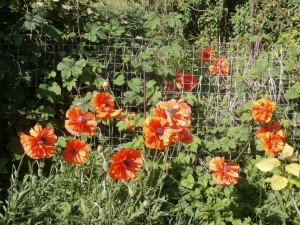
[271,139,277,145]
[167,108,176,115]
[123,160,130,167]
[223,167,229,173]
[156,127,163,135]
[73,149,79,154]
[79,115,86,123]
[104,106,111,111]
[39,137,46,144]
[260,106,265,112]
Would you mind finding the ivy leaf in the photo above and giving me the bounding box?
[219,137,236,151]
[144,12,161,31]
[279,143,294,160]
[128,78,142,93]
[265,175,288,191]
[285,163,300,177]
[256,158,281,172]
[57,57,86,79]
[113,74,125,86]
[180,174,195,189]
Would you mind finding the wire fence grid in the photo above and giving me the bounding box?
[1,36,299,154]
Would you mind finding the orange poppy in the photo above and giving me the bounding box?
[65,107,97,135]
[20,124,57,159]
[199,48,214,62]
[251,98,275,123]
[256,122,285,156]
[122,112,138,131]
[209,58,229,76]
[153,99,191,129]
[175,72,198,92]
[143,117,173,150]
[109,148,143,182]
[92,92,122,120]
[256,122,283,139]
[209,157,239,187]
[62,139,90,164]
[172,128,193,144]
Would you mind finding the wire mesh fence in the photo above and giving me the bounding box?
[1,36,299,156]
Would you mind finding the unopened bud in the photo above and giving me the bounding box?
[102,161,109,171]
[14,171,18,178]
[102,189,107,199]
[97,145,103,152]
[102,80,109,88]
[128,187,134,198]
[38,168,43,177]
[99,208,105,218]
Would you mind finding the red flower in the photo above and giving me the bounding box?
[153,99,191,129]
[251,98,275,123]
[200,48,214,62]
[257,122,285,156]
[65,107,97,135]
[175,72,198,92]
[109,148,143,181]
[62,139,90,164]
[172,128,193,144]
[20,124,57,159]
[143,117,173,150]
[209,157,239,187]
[209,59,229,76]
[92,92,122,120]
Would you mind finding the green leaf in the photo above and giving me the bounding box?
[113,74,125,86]
[42,24,62,41]
[128,78,142,93]
[180,174,195,189]
[144,12,161,31]
[256,158,281,172]
[279,143,294,160]
[57,57,86,79]
[265,175,288,191]
[285,163,300,177]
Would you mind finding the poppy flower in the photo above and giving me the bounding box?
[199,48,214,62]
[175,72,198,92]
[92,92,122,120]
[20,124,57,159]
[209,157,239,187]
[122,112,138,131]
[62,139,90,164]
[109,148,143,182]
[256,122,284,140]
[153,99,191,129]
[172,128,193,144]
[65,107,97,135]
[257,122,285,156]
[143,117,173,150]
[209,59,229,76]
[251,98,275,123]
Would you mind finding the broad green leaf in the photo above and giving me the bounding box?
[265,175,288,191]
[113,74,125,86]
[290,177,300,188]
[256,158,281,172]
[280,143,294,159]
[128,78,142,93]
[285,163,300,177]
[144,12,161,31]
[180,174,195,189]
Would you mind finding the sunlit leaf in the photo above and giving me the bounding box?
[285,163,300,177]
[265,175,288,191]
[256,158,281,172]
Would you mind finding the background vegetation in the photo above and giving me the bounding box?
[0,0,299,224]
